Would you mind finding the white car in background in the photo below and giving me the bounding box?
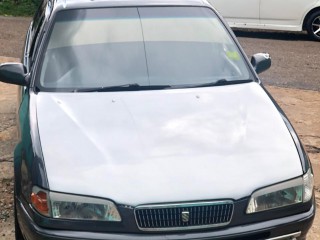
[208,0,320,41]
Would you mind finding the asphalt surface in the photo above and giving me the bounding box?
[235,30,320,91]
[0,16,319,91]
[0,16,30,59]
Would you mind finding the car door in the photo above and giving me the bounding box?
[208,0,260,26]
[260,0,317,30]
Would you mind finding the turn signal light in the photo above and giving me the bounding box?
[31,190,49,216]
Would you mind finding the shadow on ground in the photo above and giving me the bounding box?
[233,29,313,42]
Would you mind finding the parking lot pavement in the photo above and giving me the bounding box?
[267,86,320,239]
[0,57,19,240]
[235,30,320,91]
[0,16,31,59]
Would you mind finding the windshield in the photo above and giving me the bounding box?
[38,7,252,91]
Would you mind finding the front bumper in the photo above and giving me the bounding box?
[16,198,315,240]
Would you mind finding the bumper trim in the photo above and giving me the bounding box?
[267,231,301,240]
[17,196,314,240]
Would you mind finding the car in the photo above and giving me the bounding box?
[208,0,320,41]
[0,0,315,239]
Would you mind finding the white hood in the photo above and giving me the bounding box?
[35,82,302,206]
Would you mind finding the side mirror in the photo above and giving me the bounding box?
[251,53,271,74]
[0,63,28,86]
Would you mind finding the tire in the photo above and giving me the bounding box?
[306,10,320,41]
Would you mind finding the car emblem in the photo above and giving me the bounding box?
[181,211,190,223]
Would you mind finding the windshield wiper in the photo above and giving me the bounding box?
[182,79,254,89]
[74,83,172,92]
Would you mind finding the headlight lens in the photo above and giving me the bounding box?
[50,192,121,221]
[31,188,121,221]
[247,169,314,214]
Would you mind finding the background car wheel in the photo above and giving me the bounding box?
[306,10,320,41]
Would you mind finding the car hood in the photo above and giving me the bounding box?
[36,82,302,206]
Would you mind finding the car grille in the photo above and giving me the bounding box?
[134,201,234,231]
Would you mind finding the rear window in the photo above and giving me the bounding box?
[38,7,252,91]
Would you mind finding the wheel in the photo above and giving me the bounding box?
[306,10,320,41]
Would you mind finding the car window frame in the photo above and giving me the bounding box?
[30,5,259,92]
[28,0,55,69]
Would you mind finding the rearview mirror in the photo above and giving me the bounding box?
[0,63,27,86]
[251,53,271,74]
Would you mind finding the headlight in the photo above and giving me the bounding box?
[31,188,121,221]
[246,169,314,214]
[50,192,121,221]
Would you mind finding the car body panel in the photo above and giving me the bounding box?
[35,82,302,206]
[53,0,207,11]
[260,0,318,27]
[208,0,320,31]
[207,0,260,24]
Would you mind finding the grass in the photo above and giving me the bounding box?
[0,0,38,16]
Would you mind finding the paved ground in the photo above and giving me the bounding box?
[0,16,31,59]
[0,16,319,239]
[0,76,16,240]
[235,30,320,91]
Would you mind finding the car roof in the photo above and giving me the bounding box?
[52,0,210,11]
